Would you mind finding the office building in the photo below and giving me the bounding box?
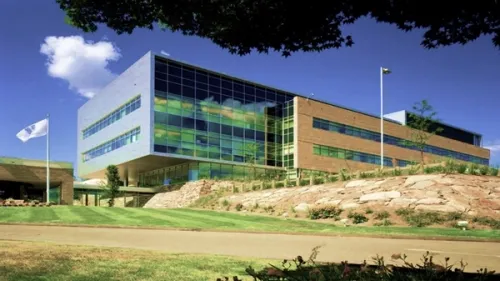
[77,52,490,186]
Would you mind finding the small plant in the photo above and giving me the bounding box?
[472,216,500,229]
[444,211,464,221]
[403,211,444,227]
[457,163,468,174]
[467,163,480,175]
[263,206,274,213]
[395,208,414,217]
[374,219,393,226]
[408,164,419,175]
[221,199,230,207]
[374,211,390,220]
[478,165,489,176]
[308,205,343,220]
[443,159,457,174]
[347,212,368,224]
[339,168,351,181]
[365,208,374,214]
[235,203,243,211]
[487,166,499,176]
[392,168,402,176]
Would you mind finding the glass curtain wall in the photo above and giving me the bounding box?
[152,57,295,180]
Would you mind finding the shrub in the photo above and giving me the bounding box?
[347,212,368,224]
[339,168,351,181]
[444,159,457,174]
[218,248,497,281]
[365,208,373,214]
[467,163,480,175]
[309,206,342,220]
[374,219,393,226]
[235,203,243,211]
[424,165,444,174]
[374,211,390,220]
[392,168,402,176]
[221,199,230,207]
[472,216,500,229]
[456,163,467,174]
[395,208,414,217]
[444,212,464,221]
[479,165,489,176]
[403,211,445,227]
[487,167,499,176]
[408,165,419,175]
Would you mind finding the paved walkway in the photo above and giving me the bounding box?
[1,225,499,271]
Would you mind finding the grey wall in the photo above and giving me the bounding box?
[77,52,153,178]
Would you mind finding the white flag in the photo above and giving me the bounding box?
[16,118,48,143]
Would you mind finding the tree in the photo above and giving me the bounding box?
[104,165,121,207]
[404,100,443,166]
[57,0,500,57]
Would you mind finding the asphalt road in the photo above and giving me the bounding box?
[1,225,499,271]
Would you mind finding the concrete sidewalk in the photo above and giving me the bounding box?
[1,225,499,271]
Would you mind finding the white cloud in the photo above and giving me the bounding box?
[484,140,500,153]
[160,50,170,57]
[40,36,121,99]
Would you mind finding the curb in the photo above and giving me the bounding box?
[1,222,499,243]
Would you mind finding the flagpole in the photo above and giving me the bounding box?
[46,114,50,204]
[380,67,384,169]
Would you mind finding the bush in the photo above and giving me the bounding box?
[309,206,342,220]
[392,168,402,176]
[444,159,457,174]
[479,165,489,176]
[365,208,373,214]
[403,211,445,227]
[467,163,480,175]
[444,211,464,221]
[488,167,499,176]
[374,211,390,220]
[217,248,498,281]
[424,165,444,174]
[235,203,243,211]
[221,199,230,207]
[456,163,468,174]
[395,208,414,217]
[347,212,368,224]
[472,216,500,229]
[374,219,393,226]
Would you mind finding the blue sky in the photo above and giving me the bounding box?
[0,0,499,170]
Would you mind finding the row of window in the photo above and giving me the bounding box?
[155,59,295,104]
[313,144,403,167]
[154,111,284,143]
[82,96,141,139]
[82,128,141,162]
[312,118,488,165]
[153,123,284,166]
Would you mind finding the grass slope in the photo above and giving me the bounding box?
[0,240,271,281]
[0,206,499,240]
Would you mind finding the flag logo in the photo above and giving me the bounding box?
[382,68,391,75]
[16,118,48,143]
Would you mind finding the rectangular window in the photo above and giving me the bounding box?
[312,117,488,166]
[82,127,140,162]
[82,96,141,139]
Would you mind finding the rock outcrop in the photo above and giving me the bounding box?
[143,174,500,217]
[222,174,500,217]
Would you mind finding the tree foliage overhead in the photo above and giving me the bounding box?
[57,0,500,56]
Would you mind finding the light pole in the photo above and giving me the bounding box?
[380,67,391,169]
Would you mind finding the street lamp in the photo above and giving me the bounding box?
[380,67,391,169]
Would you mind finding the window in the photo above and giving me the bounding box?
[312,117,488,165]
[82,96,141,139]
[312,144,399,167]
[82,128,140,162]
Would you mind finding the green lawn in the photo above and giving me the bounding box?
[0,206,499,240]
[0,240,271,281]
